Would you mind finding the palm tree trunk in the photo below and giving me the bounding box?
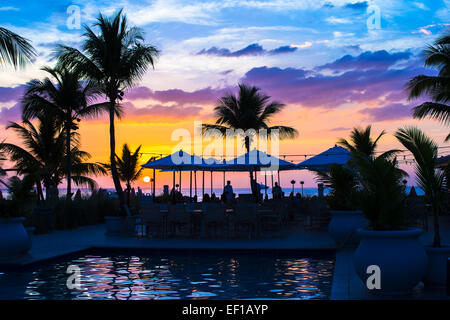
[66,123,72,201]
[108,101,125,212]
[245,136,256,200]
[126,182,131,207]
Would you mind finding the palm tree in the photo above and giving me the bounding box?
[0,114,106,202]
[407,31,450,140]
[316,164,359,210]
[103,144,143,206]
[0,27,36,69]
[21,66,105,200]
[350,150,407,230]
[55,9,159,212]
[395,127,446,247]
[337,125,385,158]
[202,83,298,196]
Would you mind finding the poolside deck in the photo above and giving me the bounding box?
[2,217,450,300]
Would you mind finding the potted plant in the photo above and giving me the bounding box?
[396,127,450,287]
[352,151,428,295]
[317,164,367,247]
[0,176,35,260]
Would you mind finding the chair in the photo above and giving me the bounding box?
[141,204,167,238]
[231,203,257,239]
[205,205,228,238]
[167,204,191,237]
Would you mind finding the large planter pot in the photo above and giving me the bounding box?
[424,246,450,287]
[0,217,30,259]
[31,207,53,234]
[328,210,367,247]
[354,228,427,295]
[105,216,137,236]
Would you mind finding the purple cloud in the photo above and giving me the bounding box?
[0,103,22,124]
[240,50,432,108]
[126,86,227,105]
[124,102,203,119]
[317,50,412,71]
[197,43,297,57]
[359,103,414,122]
[0,85,25,103]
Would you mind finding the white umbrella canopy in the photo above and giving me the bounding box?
[297,145,350,171]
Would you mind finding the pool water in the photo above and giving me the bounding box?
[0,250,335,300]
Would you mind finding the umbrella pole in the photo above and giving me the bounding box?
[172,171,175,196]
[153,169,156,196]
[202,171,205,197]
[278,170,280,186]
[210,171,213,195]
[265,172,267,196]
[271,171,274,189]
[223,171,225,189]
[179,170,182,193]
[190,171,192,199]
[194,171,197,197]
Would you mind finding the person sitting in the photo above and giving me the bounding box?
[223,180,234,203]
[272,182,282,200]
[202,193,210,202]
[211,193,217,201]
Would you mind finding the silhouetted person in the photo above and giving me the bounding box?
[272,182,282,200]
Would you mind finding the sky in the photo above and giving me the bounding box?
[0,0,449,191]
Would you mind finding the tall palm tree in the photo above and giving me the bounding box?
[56,9,159,212]
[202,83,298,196]
[337,125,385,158]
[21,66,105,200]
[407,31,450,140]
[395,127,445,247]
[0,114,106,202]
[0,27,36,69]
[103,144,143,206]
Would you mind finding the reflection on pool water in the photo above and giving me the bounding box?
[0,250,335,300]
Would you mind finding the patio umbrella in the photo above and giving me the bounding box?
[298,145,350,171]
[226,149,297,172]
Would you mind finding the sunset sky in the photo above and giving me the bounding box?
[1,0,450,191]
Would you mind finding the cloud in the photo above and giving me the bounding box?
[196,43,297,57]
[326,16,352,24]
[359,103,414,122]
[126,86,228,106]
[240,50,430,108]
[124,101,203,119]
[344,1,368,10]
[0,85,25,103]
[317,50,413,71]
[0,6,19,11]
[0,103,22,125]
[330,126,351,131]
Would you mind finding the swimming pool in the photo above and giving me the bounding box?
[0,249,335,300]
